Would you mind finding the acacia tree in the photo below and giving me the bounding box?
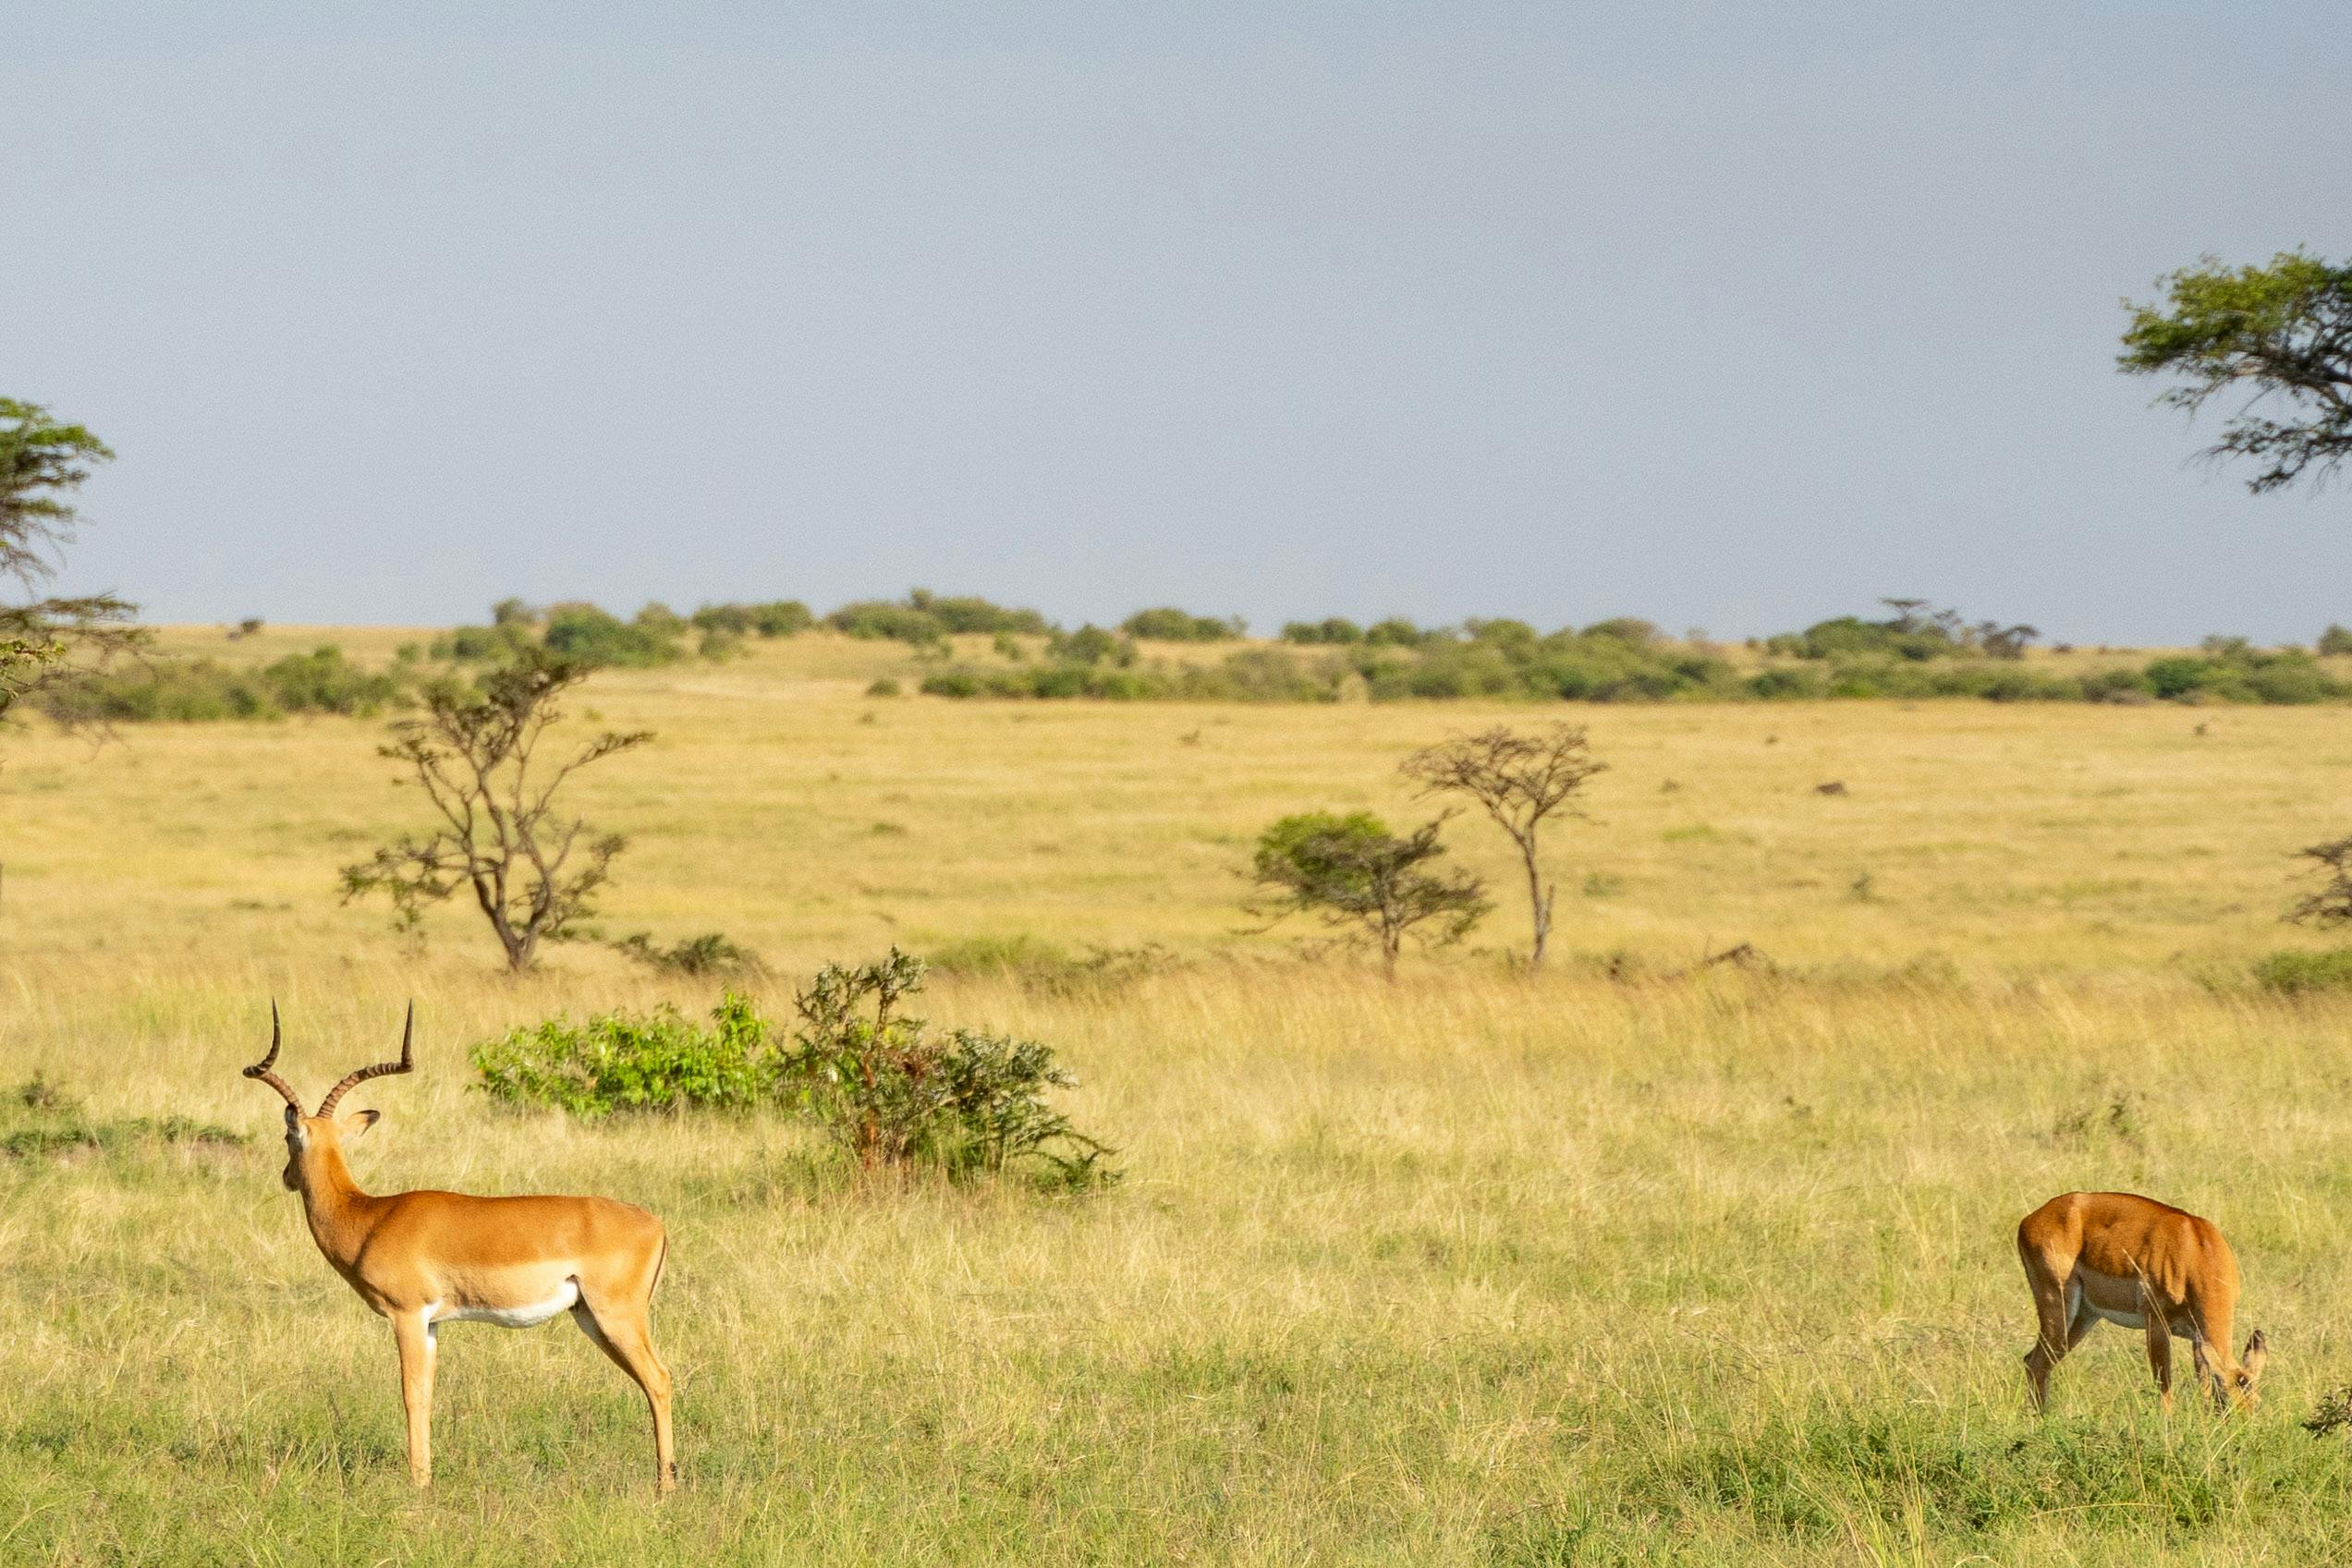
[1402,723,1603,966]
[0,398,140,722]
[1249,810,1489,979]
[2121,251,2352,493]
[341,650,651,970]
[2286,836,2352,930]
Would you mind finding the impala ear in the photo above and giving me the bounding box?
[341,1108,382,1139]
[2241,1330,2269,1383]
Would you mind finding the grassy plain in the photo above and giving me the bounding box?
[5,628,2352,1564]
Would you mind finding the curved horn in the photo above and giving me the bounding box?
[242,999,305,1112]
[316,1002,416,1117]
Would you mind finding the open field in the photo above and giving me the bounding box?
[6,630,2352,1563]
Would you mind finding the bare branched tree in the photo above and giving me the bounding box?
[341,650,651,971]
[1402,723,1604,966]
[2286,835,2352,929]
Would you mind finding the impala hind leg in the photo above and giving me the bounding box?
[393,1312,437,1487]
[2143,1304,2175,1414]
[572,1294,676,1494]
[2022,1271,2081,1413]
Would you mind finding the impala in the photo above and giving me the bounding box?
[244,1003,677,1491]
[2017,1190,2266,1415]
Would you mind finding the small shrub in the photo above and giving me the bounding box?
[1,1077,247,1160]
[16,1072,78,1112]
[542,602,689,667]
[437,599,700,668]
[1120,608,1243,641]
[866,677,902,697]
[468,963,1117,1187]
[1047,625,1129,666]
[2250,948,2352,994]
[38,645,409,723]
[926,933,1178,996]
[611,930,765,978]
[829,590,1050,643]
[2321,624,2352,657]
[2305,1384,2352,1436]
[777,950,1116,1186]
[693,600,813,638]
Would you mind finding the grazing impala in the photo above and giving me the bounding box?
[244,1003,677,1492]
[2017,1191,2267,1415]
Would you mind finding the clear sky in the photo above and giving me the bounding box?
[7,2,2349,643]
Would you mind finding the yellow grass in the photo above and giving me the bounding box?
[5,629,2351,1563]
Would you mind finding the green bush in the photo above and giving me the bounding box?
[829,590,1051,643]
[2320,624,2352,656]
[1748,666,1827,699]
[470,993,774,1118]
[2,1075,247,1160]
[466,964,1117,1187]
[919,647,1345,702]
[1120,607,1243,641]
[1047,625,1129,666]
[926,933,1177,996]
[777,949,1117,1185]
[541,602,689,667]
[610,930,765,978]
[1282,617,1364,645]
[436,600,701,668]
[434,621,535,662]
[2250,949,2352,994]
[693,600,814,638]
[38,645,408,723]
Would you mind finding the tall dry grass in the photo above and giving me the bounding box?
[4,634,2350,1562]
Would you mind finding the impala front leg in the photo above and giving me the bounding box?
[394,1311,437,1487]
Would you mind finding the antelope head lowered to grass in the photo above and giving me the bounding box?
[244,1003,677,1492]
[2017,1190,2267,1416]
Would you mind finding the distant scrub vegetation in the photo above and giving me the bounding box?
[38,645,409,722]
[31,594,2352,720]
[827,589,1051,645]
[1120,607,1246,641]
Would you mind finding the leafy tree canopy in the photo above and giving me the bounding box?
[0,398,139,722]
[2121,251,2352,493]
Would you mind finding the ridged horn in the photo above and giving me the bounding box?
[242,999,305,1112]
[316,1002,416,1117]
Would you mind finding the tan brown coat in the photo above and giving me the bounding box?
[2017,1191,2266,1414]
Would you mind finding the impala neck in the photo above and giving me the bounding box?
[295,1139,379,1261]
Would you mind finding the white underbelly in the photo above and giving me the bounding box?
[2069,1269,2167,1333]
[430,1279,579,1330]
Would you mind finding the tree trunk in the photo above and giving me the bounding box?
[1520,839,1550,966]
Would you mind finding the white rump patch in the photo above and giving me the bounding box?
[431,1279,580,1331]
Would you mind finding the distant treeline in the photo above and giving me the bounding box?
[920,618,2352,706]
[31,594,2352,720]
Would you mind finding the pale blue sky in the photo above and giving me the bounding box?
[6,2,2349,642]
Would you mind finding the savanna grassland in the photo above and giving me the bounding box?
[6,626,2352,1565]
